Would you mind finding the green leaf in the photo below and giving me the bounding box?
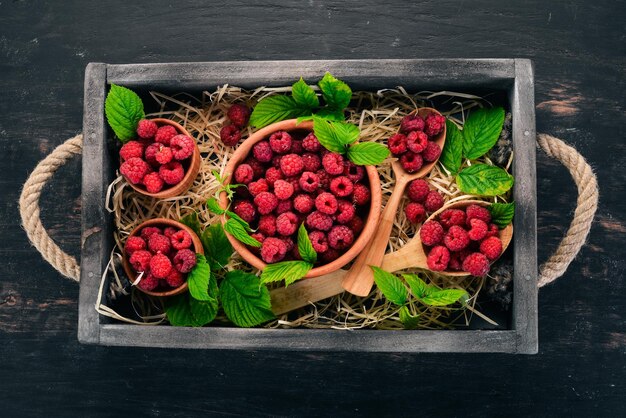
[187,254,213,301]
[206,197,226,215]
[220,271,275,327]
[457,164,514,196]
[462,107,505,160]
[420,289,468,307]
[318,72,352,110]
[297,224,317,264]
[261,260,312,287]
[224,219,261,247]
[104,84,145,142]
[189,297,218,327]
[292,78,319,109]
[370,266,408,306]
[225,210,252,231]
[165,294,195,326]
[440,119,464,174]
[312,116,347,154]
[347,142,390,166]
[399,306,420,330]
[333,122,360,145]
[488,202,515,228]
[402,274,432,298]
[180,212,202,236]
[315,108,345,121]
[249,95,311,128]
[296,115,315,124]
[201,223,233,267]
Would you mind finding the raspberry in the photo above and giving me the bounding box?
[163,227,177,238]
[170,135,195,160]
[467,218,488,241]
[119,141,144,160]
[291,140,303,154]
[248,179,269,197]
[120,157,150,184]
[405,202,426,224]
[269,131,292,154]
[315,192,338,215]
[329,176,353,197]
[144,143,160,166]
[448,252,464,271]
[342,162,365,183]
[159,161,185,185]
[220,125,242,147]
[293,194,315,214]
[321,248,341,263]
[280,154,304,177]
[165,268,185,288]
[148,233,171,254]
[299,172,319,193]
[171,230,192,250]
[281,237,295,253]
[422,141,442,162]
[348,216,364,234]
[388,133,407,155]
[443,225,470,251]
[275,199,293,214]
[227,103,251,127]
[485,223,499,238]
[143,172,164,193]
[173,249,197,273]
[233,200,256,223]
[273,179,294,200]
[302,132,321,152]
[140,227,162,240]
[407,179,430,203]
[308,231,328,253]
[424,190,444,212]
[439,209,466,229]
[480,236,503,261]
[427,246,450,271]
[406,131,428,153]
[260,237,287,263]
[258,215,277,237]
[328,225,354,250]
[271,155,283,168]
[250,232,266,245]
[335,200,356,224]
[400,114,425,133]
[252,141,273,162]
[302,153,321,172]
[264,167,283,187]
[234,164,254,185]
[155,145,173,164]
[399,152,423,173]
[316,169,331,189]
[462,252,490,277]
[466,204,492,225]
[155,125,178,145]
[306,211,333,231]
[129,250,152,272]
[425,113,446,137]
[138,272,159,291]
[322,153,345,175]
[125,236,146,255]
[137,119,158,139]
[352,183,371,205]
[420,220,444,246]
[276,212,298,236]
[150,253,173,278]
[244,157,265,178]
[254,192,278,215]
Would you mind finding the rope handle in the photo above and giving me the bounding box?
[19,133,598,287]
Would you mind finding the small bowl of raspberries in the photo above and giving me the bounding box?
[122,218,203,296]
[219,119,382,278]
[418,201,513,277]
[118,118,201,199]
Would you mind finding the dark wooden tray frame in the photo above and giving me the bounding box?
[78,59,537,353]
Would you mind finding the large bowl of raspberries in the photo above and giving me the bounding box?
[122,218,203,296]
[118,118,201,199]
[219,119,382,278]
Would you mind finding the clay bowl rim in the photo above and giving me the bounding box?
[219,119,382,278]
[122,218,205,297]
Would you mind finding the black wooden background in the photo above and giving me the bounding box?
[1,1,624,417]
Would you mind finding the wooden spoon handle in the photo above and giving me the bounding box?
[270,269,345,315]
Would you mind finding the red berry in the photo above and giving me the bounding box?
[293,194,315,214]
[299,172,320,193]
[264,167,283,187]
[269,131,292,154]
[466,204,492,225]
[158,161,185,185]
[155,125,178,145]
[302,153,321,172]
[171,230,192,250]
[405,202,426,224]
[280,154,304,177]
[291,140,303,154]
[120,157,150,184]
[165,268,185,288]
[170,135,195,160]
[352,183,371,206]
[144,143,160,166]
[342,162,365,183]
[284,176,301,194]
[406,131,428,153]
[150,253,173,278]
[279,237,295,252]
[125,236,147,255]
[420,220,444,246]
[155,145,173,164]
[119,141,144,161]
[425,113,446,137]
[388,133,407,155]
[276,212,298,236]
[443,225,470,251]
[233,200,256,223]
[308,231,329,253]
[321,248,341,263]
[424,190,444,212]
[227,103,251,127]
[422,141,442,162]
[322,153,344,175]
[258,215,277,237]
[275,199,293,214]
[173,249,197,273]
[306,211,333,231]
[315,192,338,215]
[407,179,430,203]
[427,245,450,271]
[485,223,499,238]
[348,216,364,234]
[260,237,287,263]
[316,169,331,189]
[250,232,266,246]
[400,114,425,133]
[138,272,159,291]
[329,176,353,198]
[467,218,488,241]
[140,227,162,240]
[273,179,294,200]
[399,151,423,173]
[302,132,321,152]
[253,141,273,162]
[220,125,241,147]
[462,252,490,277]
[143,172,164,193]
[129,250,152,272]
[448,252,464,271]
[254,192,278,215]
[335,200,356,224]
[480,236,503,261]
[248,179,269,197]
[328,225,354,250]
[244,157,265,178]
[148,233,171,254]
[234,164,254,185]
[439,209,466,229]
[163,227,177,238]
[137,119,158,139]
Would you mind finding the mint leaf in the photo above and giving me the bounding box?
[201,223,233,267]
[318,72,352,110]
[441,119,464,174]
[462,107,505,160]
[420,289,468,307]
[312,116,347,154]
[333,122,360,145]
[488,202,515,228]
[297,224,317,264]
[165,294,195,326]
[189,297,218,327]
[187,254,213,301]
[224,219,261,247]
[347,142,390,166]
[220,270,275,327]
[292,78,319,109]
[261,260,312,287]
[316,108,345,121]
[370,266,408,306]
[105,84,145,142]
[180,211,202,236]
[399,306,420,330]
[457,164,514,196]
[206,197,226,215]
[402,274,432,298]
[249,95,310,128]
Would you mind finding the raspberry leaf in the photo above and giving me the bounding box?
[297,224,317,264]
[334,121,360,145]
[440,119,464,174]
[462,107,505,160]
[189,296,219,327]
[399,306,420,330]
[347,142,390,166]
[318,72,352,110]
[206,197,226,215]
[292,77,319,109]
[201,223,233,268]
[249,95,311,128]
[419,289,468,307]
[261,260,312,287]
[370,266,408,306]
[180,211,202,236]
[187,254,213,301]
[165,294,195,326]
[457,164,514,196]
[402,274,433,299]
[224,219,261,247]
[104,84,145,143]
[488,202,515,228]
[220,270,275,327]
[312,116,348,154]
[315,108,345,121]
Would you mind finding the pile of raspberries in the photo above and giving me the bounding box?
[125,225,198,291]
[118,119,195,193]
[419,204,503,277]
[388,112,446,173]
[230,129,372,265]
[220,103,251,146]
[403,178,445,224]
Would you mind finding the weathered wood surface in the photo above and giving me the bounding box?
[0,0,624,416]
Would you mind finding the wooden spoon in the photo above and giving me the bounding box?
[341,108,446,297]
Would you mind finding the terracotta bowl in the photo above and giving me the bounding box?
[219,119,382,278]
[122,218,204,297]
[123,118,201,199]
